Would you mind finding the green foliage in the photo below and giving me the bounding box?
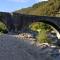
[29,22,40,31]
[0,22,7,33]
[15,0,60,16]
[36,29,52,43]
[29,22,51,32]
[32,1,48,8]
[36,29,48,43]
[29,22,52,43]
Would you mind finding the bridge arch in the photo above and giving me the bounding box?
[38,20,60,39]
[39,20,60,33]
[0,12,15,32]
[22,18,59,33]
[0,19,15,33]
[23,19,60,39]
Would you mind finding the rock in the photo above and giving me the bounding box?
[18,33,36,40]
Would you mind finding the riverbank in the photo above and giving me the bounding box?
[0,34,60,60]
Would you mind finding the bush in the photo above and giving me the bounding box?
[0,22,7,33]
[29,22,51,32]
[36,29,52,43]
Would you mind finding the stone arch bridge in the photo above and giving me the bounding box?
[0,12,60,38]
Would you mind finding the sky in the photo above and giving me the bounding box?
[0,0,48,12]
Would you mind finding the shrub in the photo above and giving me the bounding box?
[0,22,7,33]
[36,29,52,43]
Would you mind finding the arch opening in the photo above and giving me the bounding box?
[38,20,60,33]
[21,20,59,44]
[22,19,59,33]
